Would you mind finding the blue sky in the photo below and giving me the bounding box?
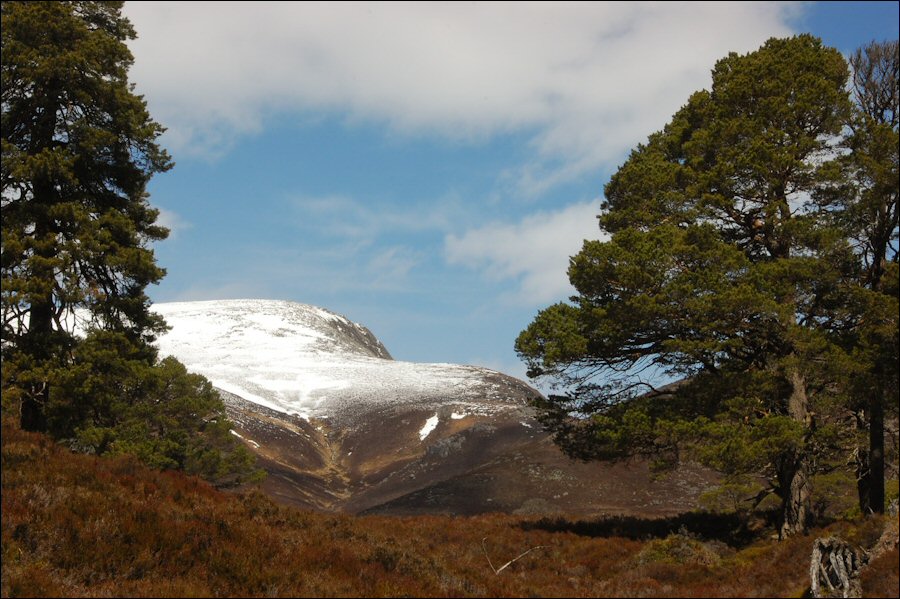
[123,2,899,383]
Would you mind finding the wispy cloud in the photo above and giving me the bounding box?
[290,194,461,243]
[444,200,607,305]
[124,2,795,190]
[368,246,424,287]
[154,207,191,239]
[165,280,267,303]
[256,244,426,297]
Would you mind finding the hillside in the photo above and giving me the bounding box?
[150,300,716,515]
[3,419,897,598]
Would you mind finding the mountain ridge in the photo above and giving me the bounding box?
[152,299,532,425]
[151,299,716,516]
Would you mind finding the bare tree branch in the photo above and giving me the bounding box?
[482,538,547,575]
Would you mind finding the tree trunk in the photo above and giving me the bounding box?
[20,187,55,432]
[868,387,885,514]
[858,370,886,516]
[20,287,53,432]
[862,227,889,516]
[778,367,812,539]
[856,446,872,515]
[19,389,47,432]
[777,452,811,539]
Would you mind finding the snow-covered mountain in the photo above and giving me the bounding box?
[153,299,531,426]
[151,299,715,516]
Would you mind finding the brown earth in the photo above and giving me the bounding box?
[223,391,718,517]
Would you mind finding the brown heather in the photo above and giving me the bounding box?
[2,418,897,598]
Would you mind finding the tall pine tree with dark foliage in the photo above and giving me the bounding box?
[1,1,262,486]
[2,1,170,429]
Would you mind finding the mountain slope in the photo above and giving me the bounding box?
[153,300,529,424]
[152,299,715,515]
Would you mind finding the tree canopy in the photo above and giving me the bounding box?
[517,35,899,538]
[1,1,262,486]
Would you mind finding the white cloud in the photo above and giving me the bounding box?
[444,200,607,304]
[368,246,423,287]
[154,207,191,239]
[163,280,267,303]
[290,194,460,242]
[243,241,425,297]
[124,2,796,187]
[158,242,423,304]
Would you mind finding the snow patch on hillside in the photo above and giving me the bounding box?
[419,414,439,440]
[229,429,260,449]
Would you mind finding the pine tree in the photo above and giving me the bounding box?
[1,1,170,430]
[1,2,264,486]
[839,40,899,515]
[517,36,867,538]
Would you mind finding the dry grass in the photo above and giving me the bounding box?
[2,418,897,598]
